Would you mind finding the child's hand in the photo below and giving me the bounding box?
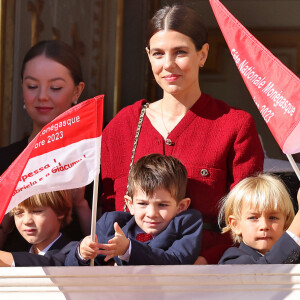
[193,256,208,265]
[0,251,14,267]
[79,235,100,260]
[98,222,130,262]
[287,188,300,238]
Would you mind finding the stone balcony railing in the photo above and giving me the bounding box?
[1,264,300,299]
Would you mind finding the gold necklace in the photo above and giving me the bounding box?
[161,99,170,136]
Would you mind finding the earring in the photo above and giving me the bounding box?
[23,103,26,110]
[73,100,78,105]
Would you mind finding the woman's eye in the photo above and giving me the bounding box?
[247,216,257,220]
[27,85,37,89]
[152,51,163,57]
[51,87,62,91]
[176,50,187,55]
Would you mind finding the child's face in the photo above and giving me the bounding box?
[126,187,190,237]
[230,202,286,254]
[14,206,63,251]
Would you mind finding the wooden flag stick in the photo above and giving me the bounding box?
[286,154,300,182]
[90,174,100,266]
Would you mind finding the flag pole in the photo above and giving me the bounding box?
[286,154,300,182]
[90,174,99,266]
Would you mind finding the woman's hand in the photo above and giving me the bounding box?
[71,187,92,236]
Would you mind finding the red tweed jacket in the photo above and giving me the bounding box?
[100,93,264,263]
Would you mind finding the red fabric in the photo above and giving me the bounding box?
[100,93,264,263]
[136,233,153,242]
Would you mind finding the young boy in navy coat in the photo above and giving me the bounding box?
[65,153,203,266]
[0,190,74,266]
[218,174,300,264]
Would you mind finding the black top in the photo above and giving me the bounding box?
[0,137,31,251]
[0,137,28,175]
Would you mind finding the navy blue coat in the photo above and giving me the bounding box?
[65,209,203,266]
[12,234,77,266]
[219,232,300,264]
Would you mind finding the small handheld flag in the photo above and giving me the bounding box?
[0,95,104,224]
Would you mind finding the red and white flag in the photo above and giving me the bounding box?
[209,0,300,154]
[0,95,104,223]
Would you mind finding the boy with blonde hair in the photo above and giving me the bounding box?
[0,190,75,266]
[65,153,203,266]
[218,173,300,264]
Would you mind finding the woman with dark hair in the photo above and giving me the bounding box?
[20,40,85,143]
[0,40,90,251]
[1,40,85,170]
[100,5,264,264]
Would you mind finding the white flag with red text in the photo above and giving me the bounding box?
[209,0,300,154]
[0,95,104,223]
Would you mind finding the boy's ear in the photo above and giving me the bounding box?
[228,215,242,236]
[176,198,191,214]
[124,195,135,215]
[57,214,64,221]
